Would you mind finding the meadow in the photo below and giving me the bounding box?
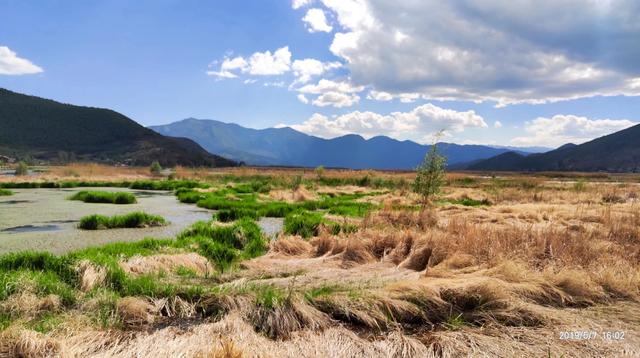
[0,164,638,357]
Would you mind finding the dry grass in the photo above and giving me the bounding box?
[120,253,213,277]
[269,236,313,256]
[116,297,157,329]
[3,171,640,357]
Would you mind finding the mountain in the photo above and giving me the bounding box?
[0,88,235,167]
[468,124,640,172]
[150,118,537,170]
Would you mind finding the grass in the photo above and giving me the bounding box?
[69,191,137,204]
[78,212,167,230]
[0,189,12,196]
[2,171,640,356]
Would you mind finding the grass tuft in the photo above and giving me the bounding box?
[78,212,166,230]
[69,191,136,204]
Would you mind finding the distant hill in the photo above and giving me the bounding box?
[0,88,235,167]
[150,118,539,170]
[468,124,640,172]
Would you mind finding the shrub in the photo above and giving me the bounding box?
[69,191,136,204]
[413,142,446,206]
[0,189,12,196]
[14,161,28,176]
[149,161,162,176]
[573,179,587,192]
[78,212,167,230]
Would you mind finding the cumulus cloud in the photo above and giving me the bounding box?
[318,0,640,106]
[302,8,333,33]
[312,92,360,107]
[511,115,637,147]
[297,94,309,104]
[291,59,341,84]
[494,120,502,128]
[247,47,291,75]
[207,47,291,78]
[0,46,43,75]
[292,0,313,9]
[285,103,487,142]
[297,78,364,107]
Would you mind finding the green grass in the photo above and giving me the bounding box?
[439,197,491,207]
[283,210,358,238]
[78,212,167,230]
[0,189,12,196]
[69,190,137,204]
[442,313,468,331]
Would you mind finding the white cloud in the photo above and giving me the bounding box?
[317,0,640,106]
[494,120,502,128]
[511,115,637,147]
[297,94,310,104]
[206,56,248,78]
[297,78,364,107]
[367,90,393,101]
[207,47,291,78]
[302,8,333,33]
[298,78,363,95]
[292,0,313,9]
[247,46,291,75]
[0,46,43,75]
[291,59,341,84]
[312,92,360,107]
[285,103,487,142]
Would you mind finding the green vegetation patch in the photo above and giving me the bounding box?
[0,189,12,196]
[284,210,358,238]
[78,212,167,230]
[439,197,491,207]
[69,190,137,204]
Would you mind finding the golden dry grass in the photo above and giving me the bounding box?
[3,169,640,357]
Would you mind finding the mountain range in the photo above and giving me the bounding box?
[150,118,545,170]
[468,124,640,172]
[0,88,234,167]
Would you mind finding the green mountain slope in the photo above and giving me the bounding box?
[0,88,235,167]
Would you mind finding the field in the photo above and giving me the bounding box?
[0,164,639,357]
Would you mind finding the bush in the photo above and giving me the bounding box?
[149,161,162,176]
[69,191,136,204]
[0,189,12,196]
[78,212,167,230]
[14,161,28,176]
[413,143,446,205]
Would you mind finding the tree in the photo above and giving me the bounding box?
[413,141,446,206]
[314,165,325,178]
[14,161,28,176]
[149,161,162,176]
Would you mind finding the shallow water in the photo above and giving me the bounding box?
[0,188,282,254]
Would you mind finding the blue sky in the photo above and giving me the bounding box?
[1,0,639,148]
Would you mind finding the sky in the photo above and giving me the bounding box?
[1,0,640,148]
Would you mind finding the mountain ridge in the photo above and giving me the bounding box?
[0,88,235,167]
[468,123,640,172]
[150,118,543,170]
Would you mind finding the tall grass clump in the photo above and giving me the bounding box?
[178,218,267,272]
[0,189,12,196]
[78,212,166,230]
[69,191,136,204]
